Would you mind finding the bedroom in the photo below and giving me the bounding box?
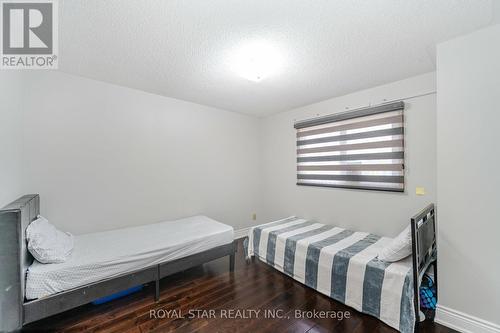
[0,1,499,332]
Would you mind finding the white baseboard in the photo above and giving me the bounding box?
[436,305,500,333]
[234,227,250,240]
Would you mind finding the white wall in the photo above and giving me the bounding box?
[437,24,500,327]
[2,71,261,234]
[260,73,437,236]
[2,71,437,238]
[0,72,24,207]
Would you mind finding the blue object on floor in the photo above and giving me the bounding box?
[419,274,437,309]
[92,285,143,305]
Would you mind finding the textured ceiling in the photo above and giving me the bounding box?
[59,0,499,116]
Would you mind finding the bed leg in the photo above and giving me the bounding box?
[433,259,438,319]
[229,253,235,272]
[155,278,160,302]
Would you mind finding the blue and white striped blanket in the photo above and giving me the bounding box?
[245,216,415,333]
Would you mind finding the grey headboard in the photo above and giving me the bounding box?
[0,194,39,332]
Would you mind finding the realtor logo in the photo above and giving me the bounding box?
[1,0,58,69]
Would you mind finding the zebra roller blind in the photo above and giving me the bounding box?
[295,101,405,192]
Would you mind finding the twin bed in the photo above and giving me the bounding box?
[0,194,436,333]
[246,205,437,333]
[26,214,234,300]
[0,194,236,332]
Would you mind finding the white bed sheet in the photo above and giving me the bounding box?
[26,215,233,300]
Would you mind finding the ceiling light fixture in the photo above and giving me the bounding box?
[228,39,284,82]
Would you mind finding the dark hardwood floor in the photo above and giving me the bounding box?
[24,240,455,333]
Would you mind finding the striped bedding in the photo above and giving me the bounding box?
[245,216,415,333]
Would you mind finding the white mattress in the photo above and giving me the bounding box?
[25,215,233,300]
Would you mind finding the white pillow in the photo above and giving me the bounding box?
[377,225,412,262]
[26,215,74,264]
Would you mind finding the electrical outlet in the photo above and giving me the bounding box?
[252,213,257,221]
[416,187,425,195]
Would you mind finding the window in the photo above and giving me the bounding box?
[295,101,405,192]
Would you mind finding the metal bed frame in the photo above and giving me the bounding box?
[410,203,438,326]
[249,204,438,329]
[0,194,236,332]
